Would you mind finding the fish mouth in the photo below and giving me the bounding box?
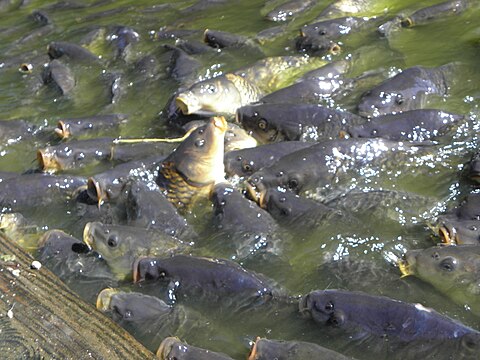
[175,92,201,115]
[156,337,179,359]
[96,288,119,311]
[247,337,261,360]
[87,177,107,207]
[246,180,266,205]
[212,115,228,133]
[19,63,33,74]
[55,120,70,139]
[37,149,62,172]
[82,222,95,249]
[398,258,414,277]
[132,256,146,283]
[401,17,414,28]
[329,42,341,55]
[438,224,457,245]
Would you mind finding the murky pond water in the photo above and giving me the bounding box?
[1,0,480,359]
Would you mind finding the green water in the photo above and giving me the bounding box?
[1,0,480,358]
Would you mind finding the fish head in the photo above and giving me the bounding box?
[357,88,411,117]
[176,75,242,115]
[237,105,283,143]
[97,289,171,323]
[224,151,257,177]
[170,116,227,186]
[133,257,170,283]
[299,290,337,324]
[83,222,132,275]
[436,215,480,245]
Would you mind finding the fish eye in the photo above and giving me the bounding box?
[319,29,327,36]
[195,139,205,147]
[439,257,456,272]
[371,129,378,136]
[395,94,404,105]
[258,118,268,130]
[198,129,204,134]
[242,161,254,174]
[325,301,334,312]
[159,271,166,279]
[107,235,118,248]
[236,156,243,162]
[431,252,440,260]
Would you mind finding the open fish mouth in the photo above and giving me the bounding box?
[156,337,179,359]
[82,222,94,249]
[55,120,70,139]
[245,181,266,206]
[87,177,108,207]
[398,258,414,277]
[438,224,457,245]
[175,92,201,115]
[36,149,62,172]
[96,288,119,311]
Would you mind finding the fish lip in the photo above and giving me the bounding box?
[398,256,414,277]
[37,149,61,172]
[329,42,341,55]
[175,92,200,115]
[156,337,179,359]
[96,288,119,311]
[212,115,228,132]
[87,177,107,207]
[438,224,457,245]
[55,120,70,139]
[132,256,148,283]
[247,337,261,360]
[19,63,33,74]
[298,294,311,317]
[82,222,94,249]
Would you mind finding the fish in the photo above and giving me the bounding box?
[47,41,99,63]
[237,103,364,143]
[434,215,480,245]
[210,181,281,259]
[55,114,128,139]
[125,180,195,239]
[0,173,86,213]
[346,109,464,142]
[42,59,75,95]
[83,221,191,280]
[224,141,313,178]
[401,0,469,28]
[246,139,420,201]
[299,289,480,341]
[156,116,227,210]
[133,254,275,308]
[175,73,262,116]
[357,65,452,117]
[97,289,238,354]
[37,137,114,172]
[399,245,480,316]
